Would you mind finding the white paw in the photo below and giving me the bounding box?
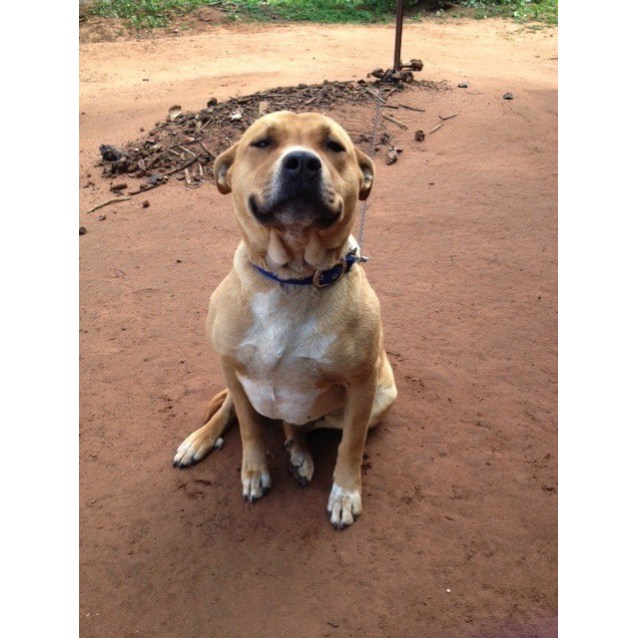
[242,471,272,503]
[327,483,362,530]
[173,434,223,468]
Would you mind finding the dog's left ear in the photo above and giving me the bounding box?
[213,144,238,194]
[355,147,375,201]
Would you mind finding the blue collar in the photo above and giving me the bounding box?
[253,250,359,288]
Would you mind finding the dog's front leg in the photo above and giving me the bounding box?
[221,361,272,502]
[328,376,376,529]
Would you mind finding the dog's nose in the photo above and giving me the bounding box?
[281,150,322,181]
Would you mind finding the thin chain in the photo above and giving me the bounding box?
[357,87,385,261]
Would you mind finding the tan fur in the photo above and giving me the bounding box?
[173,112,397,529]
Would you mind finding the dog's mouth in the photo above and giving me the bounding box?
[248,191,342,230]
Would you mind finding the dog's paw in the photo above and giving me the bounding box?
[242,471,272,503]
[284,439,315,487]
[327,483,362,530]
[173,432,224,468]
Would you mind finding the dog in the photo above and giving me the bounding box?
[173,111,397,529]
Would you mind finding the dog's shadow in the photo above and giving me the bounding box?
[260,420,379,490]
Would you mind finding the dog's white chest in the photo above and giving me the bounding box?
[235,289,335,424]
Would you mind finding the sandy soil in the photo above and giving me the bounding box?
[79,17,557,638]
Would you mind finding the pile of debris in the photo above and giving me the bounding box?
[97,68,437,197]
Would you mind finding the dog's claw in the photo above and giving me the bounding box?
[290,465,311,487]
[327,483,362,530]
[285,442,315,486]
[242,472,272,502]
[173,436,224,468]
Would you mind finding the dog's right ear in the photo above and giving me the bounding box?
[213,144,238,194]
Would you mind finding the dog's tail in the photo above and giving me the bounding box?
[203,388,233,423]
[173,388,236,467]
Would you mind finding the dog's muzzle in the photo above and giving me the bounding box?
[248,150,341,228]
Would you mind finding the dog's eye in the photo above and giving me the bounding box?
[326,140,345,153]
[251,139,272,149]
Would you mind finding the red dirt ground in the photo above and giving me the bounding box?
[79,17,557,638]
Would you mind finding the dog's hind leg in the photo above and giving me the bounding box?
[173,389,235,467]
[283,422,315,487]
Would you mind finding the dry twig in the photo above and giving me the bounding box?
[398,103,426,112]
[85,196,131,214]
[382,113,408,130]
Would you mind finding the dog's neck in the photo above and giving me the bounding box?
[245,226,352,277]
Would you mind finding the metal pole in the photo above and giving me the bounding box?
[393,0,405,72]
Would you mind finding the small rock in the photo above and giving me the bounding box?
[142,200,150,209]
[99,144,124,162]
[97,215,106,221]
[503,92,514,100]
[147,173,164,186]
[391,69,414,83]
[458,81,469,88]
[414,129,425,142]
[386,147,398,165]
[168,105,183,121]
[207,97,218,107]
[79,227,87,235]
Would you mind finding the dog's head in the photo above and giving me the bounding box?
[213,111,374,267]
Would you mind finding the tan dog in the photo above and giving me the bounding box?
[173,111,397,529]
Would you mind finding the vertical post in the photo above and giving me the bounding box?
[393,0,405,72]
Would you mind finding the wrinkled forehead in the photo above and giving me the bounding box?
[239,112,352,150]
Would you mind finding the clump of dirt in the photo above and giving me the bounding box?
[97,76,442,194]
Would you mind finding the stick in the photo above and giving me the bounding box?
[199,116,216,132]
[127,183,163,196]
[198,140,215,158]
[439,113,458,121]
[365,87,385,102]
[382,113,408,130]
[85,196,131,214]
[429,124,443,134]
[165,157,198,176]
[178,145,199,159]
[398,103,426,112]
[168,140,200,149]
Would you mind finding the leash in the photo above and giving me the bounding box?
[356,86,385,262]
